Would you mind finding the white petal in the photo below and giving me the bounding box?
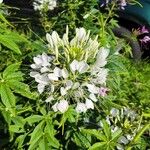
[41,53,51,66]
[0,0,3,4]
[89,94,98,102]
[33,56,42,65]
[118,136,129,145]
[85,99,94,109]
[30,71,39,78]
[76,102,87,113]
[95,47,109,67]
[30,64,40,69]
[37,83,45,94]
[60,87,67,96]
[52,102,58,112]
[66,80,73,90]
[48,73,58,81]
[40,66,49,73]
[45,96,54,103]
[110,108,119,117]
[78,61,89,73]
[86,84,99,94]
[57,100,69,113]
[46,33,54,48]
[70,60,79,72]
[35,74,49,85]
[61,68,68,78]
[54,67,62,77]
[72,82,80,89]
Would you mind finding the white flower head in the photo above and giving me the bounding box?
[33,0,57,11]
[0,0,3,4]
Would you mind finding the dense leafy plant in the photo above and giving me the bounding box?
[0,0,149,150]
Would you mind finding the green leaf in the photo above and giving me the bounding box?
[0,83,16,108]
[0,35,21,54]
[111,129,122,141]
[28,121,45,150]
[102,120,111,140]
[39,137,49,150]
[132,123,150,143]
[16,133,27,149]
[8,80,37,100]
[45,120,60,149]
[88,142,106,150]
[9,125,24,133]
[3,63,20,79]
[81,129,107,141]
[25,115,43,125]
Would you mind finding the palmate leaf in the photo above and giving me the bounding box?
[8,80,37,100]
[2,63,37,100]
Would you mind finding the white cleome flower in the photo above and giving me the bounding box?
[0,0,3,4]
[33,0,57,11]
[76,102,87,113]
[57,100,69,113]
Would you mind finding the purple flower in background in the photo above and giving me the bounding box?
[99,87,109,97]
[140,36,150,44]
[140,26,149,34]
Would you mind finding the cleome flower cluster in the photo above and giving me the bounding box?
[33,0,57,11]
[30,27,110,113]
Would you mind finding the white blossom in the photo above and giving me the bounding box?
[52,102,59,112]
[0,0,3,4]
[57,100,69,113]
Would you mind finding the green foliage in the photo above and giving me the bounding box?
[0,1,149,150]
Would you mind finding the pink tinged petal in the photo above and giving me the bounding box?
[48,73,58,81]
[99,87,109,97]
[60,87,67,96]
[140,36,150,43]
[37,83,45,94]
[89,93,98,102]
[57,100,69,113]
[141,26,149,34]
[76,102,87,113]
[85,99,94,109]
[52,102,59,112]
